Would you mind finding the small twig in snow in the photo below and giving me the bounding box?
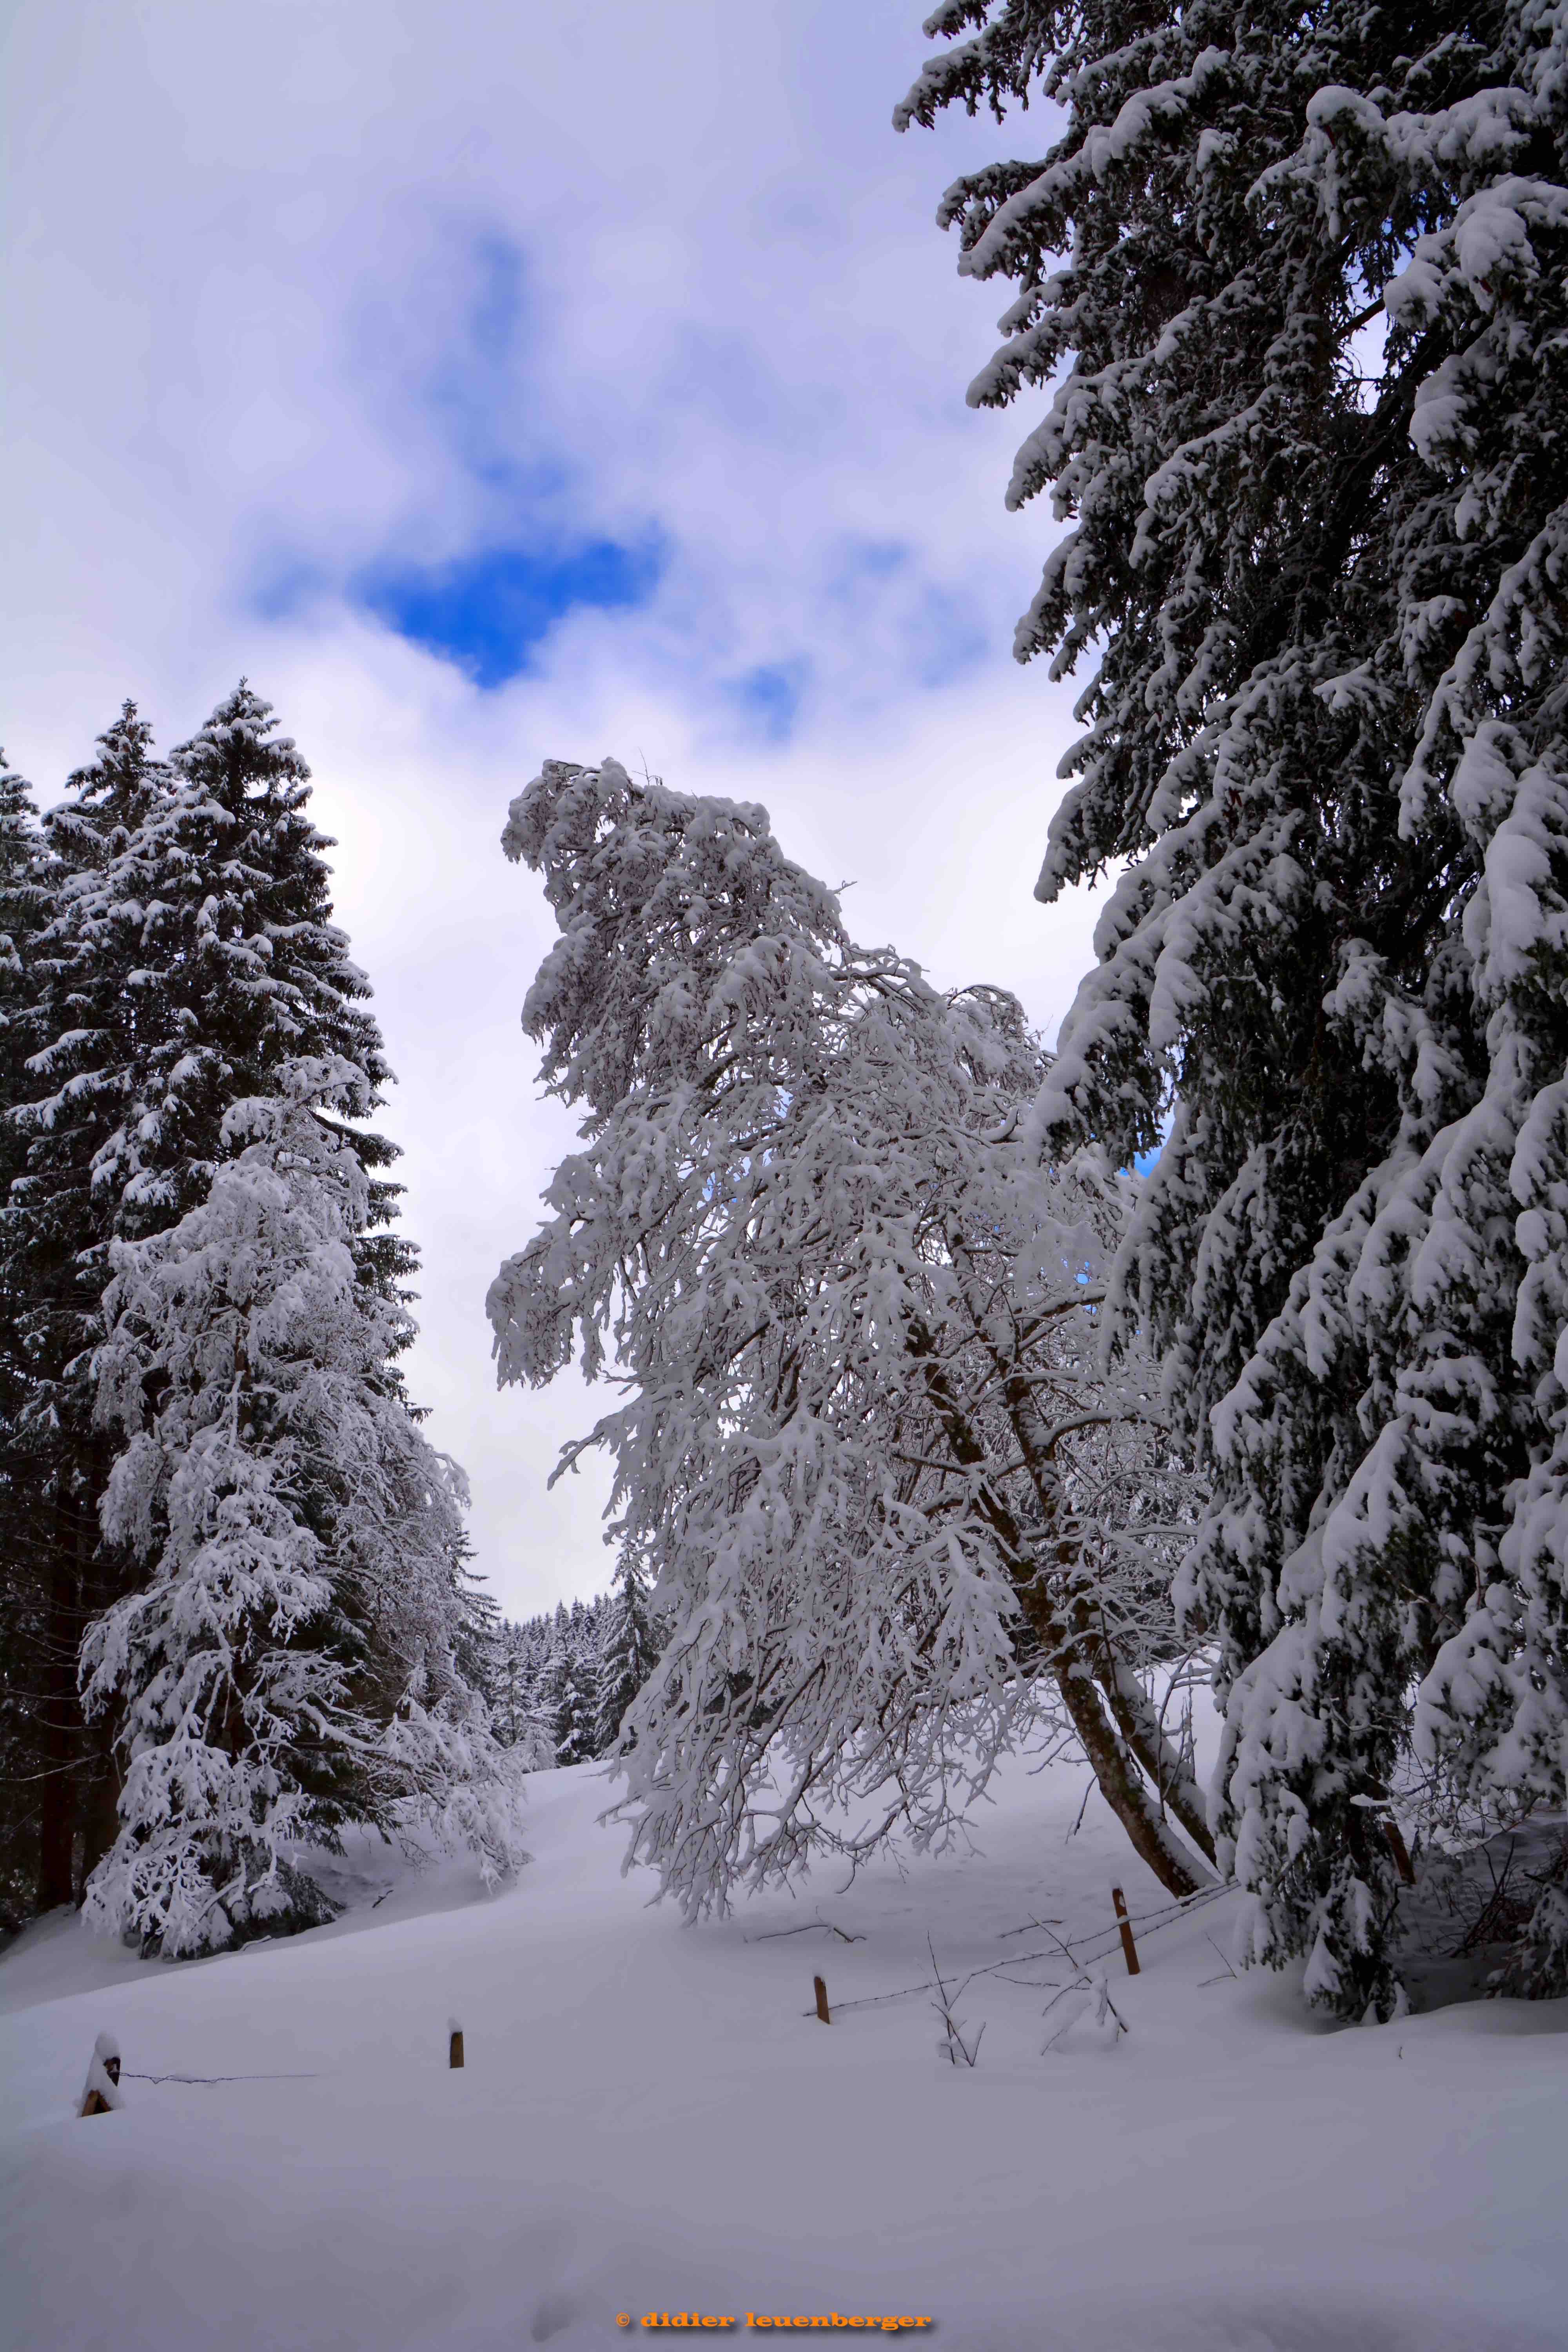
[1041,1969,1128,2053]
[122,2070,324,2085]
[746,1917,865,1945]
[928,1935,984,2068]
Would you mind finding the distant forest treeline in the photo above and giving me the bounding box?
[479,1564,666,1771]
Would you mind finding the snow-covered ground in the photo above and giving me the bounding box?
[3,1746,1565,2352]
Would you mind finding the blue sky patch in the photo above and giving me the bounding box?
[724,660,808,744]
[832,537,909,585]
[355,536,665,688]
[465,233,526,370]
[912,585,994,690]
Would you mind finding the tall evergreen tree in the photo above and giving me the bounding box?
[0,751,53,1927]
[88,682,409,1258]
[543,1633,599,1769]
[451,1539,507,1723]
[4,683,464,1930]
[5,705,174,1911]
[491,1627,528,1751]
[900,0,1568,2009]
[594,1555,662,1755]
[82,1060,519,1956]
[0,749,45,1262]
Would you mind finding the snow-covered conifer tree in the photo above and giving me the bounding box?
[489,757,1212,1912]
[5,705,173,1909]
[0,750,53,1925]
[594,1556,662,1755]
[451,1539,507,1722]
[543,1632,598,1769]
[81,1058,519,1957]
[87,683,408,1251]
[899,0,1568,2009]
[7,686,448,1926]
[0,749,45,1252]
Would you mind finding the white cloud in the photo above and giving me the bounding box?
[1,0,1102,1616]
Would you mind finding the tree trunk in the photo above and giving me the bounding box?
[1089,1642,1217,1866]
[1031,1601,1214,1899]
[908,1320,1215,1901]
[35,1502,83,1911]
[986,1347,1216,1896]
[78,1715,123,1893]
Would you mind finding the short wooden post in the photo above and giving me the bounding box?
[1111,1886,1140,1977]
[1383,1818,1416,1886]
[813,1975,831,2024]
[79,2031,123,2117]
[448,2018,465,2069]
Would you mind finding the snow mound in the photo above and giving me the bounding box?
[3,1749,1565,2350]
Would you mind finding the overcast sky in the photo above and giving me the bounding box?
[2,0,1108,1620]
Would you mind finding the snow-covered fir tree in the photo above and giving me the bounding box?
[0,749,54,1928]
[495,1617,552,1752]
[3,705,173,1913]
[4,685,501,1937]
[0,748,45,1276]
[594,1556,663,1755]
[81,1058,520,1957]
[541,1619,599,1768]
[83,683,408,1252]
[451,1537,507,1723]
[489,1626,532,1753]
[489,757,1212,1913]
[899,0,1568,2010]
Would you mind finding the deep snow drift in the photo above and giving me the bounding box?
[2,1743,1564,2352]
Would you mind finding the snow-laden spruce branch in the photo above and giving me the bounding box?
[489,757,1214,1913]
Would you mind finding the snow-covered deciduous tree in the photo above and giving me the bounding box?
[81,1058,520,1957]
[489,757,1212,1914]
[899,0,1568,2010]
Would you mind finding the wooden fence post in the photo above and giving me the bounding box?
[813,1975,831,2024]
[448,2018,465,2069]
[1111,1887,1140,1977]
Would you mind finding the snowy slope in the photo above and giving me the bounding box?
[2,1746,1564,2352]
